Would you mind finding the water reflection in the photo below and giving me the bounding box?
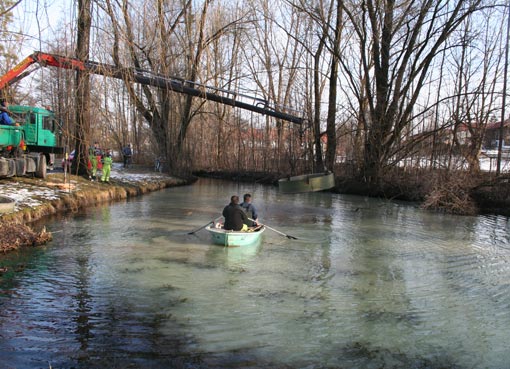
[0,178,509,368]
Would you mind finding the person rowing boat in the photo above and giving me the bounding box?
[222,195,249,231]
[240,193,258,226]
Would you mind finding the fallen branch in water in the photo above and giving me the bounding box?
[421,173,478,215]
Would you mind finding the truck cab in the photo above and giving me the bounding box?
[0,105,64,178]
[8,105,61,151]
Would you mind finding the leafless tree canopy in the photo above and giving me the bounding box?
[2,0,508,182]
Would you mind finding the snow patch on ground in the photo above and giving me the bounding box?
[0,181,66,210]
[0,163,172,212]
[112,165,169,182]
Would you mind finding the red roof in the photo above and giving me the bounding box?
[486,119,510,130]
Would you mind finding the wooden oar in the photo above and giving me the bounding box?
[188,216,222,235]
[249,218,298,239]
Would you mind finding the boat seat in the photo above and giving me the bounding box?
[248,225,263,232]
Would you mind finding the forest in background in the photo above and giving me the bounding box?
[1,0,510,214]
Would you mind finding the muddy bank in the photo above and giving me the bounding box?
[0,167,190,253]
[333,171,510,217]
[471,176,510,217]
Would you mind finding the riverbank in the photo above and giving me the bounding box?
[2,165,508,254]
[0,164,189,253]
[194,168,510,217]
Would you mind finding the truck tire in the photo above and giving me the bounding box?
[26,157,37,173]
[7,159,15,177]
[0,158,8,177]
[36,155,47,179]
[15,158,26,176]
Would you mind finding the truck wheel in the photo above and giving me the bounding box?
[15,158,27,176]
[36,155,47,179]
[7,159,16,177]
[0,158,8,177]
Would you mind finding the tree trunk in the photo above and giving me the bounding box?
[325,0,343,172]
[73,0,92,176]
[313,34,326,171]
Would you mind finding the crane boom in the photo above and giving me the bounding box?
[0,52,304,125]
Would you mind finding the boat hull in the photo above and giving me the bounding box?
[206,225,265,247]
[278,172,335,193]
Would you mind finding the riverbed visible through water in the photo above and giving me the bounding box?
[0,178,509,368]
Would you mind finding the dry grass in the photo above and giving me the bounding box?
[0,221,52,253]
[421,172,479,215]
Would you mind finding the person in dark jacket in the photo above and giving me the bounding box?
[240,193,258,226]
[122,143,132,168]
[222,195,248,231]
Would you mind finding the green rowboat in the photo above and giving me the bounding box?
[278,172,335,193]
[206,224,265,247]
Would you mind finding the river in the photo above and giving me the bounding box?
[0,178,509,368]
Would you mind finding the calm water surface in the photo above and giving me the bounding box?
[0,178,509,368]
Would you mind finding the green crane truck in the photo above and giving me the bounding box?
[0,105,63,179]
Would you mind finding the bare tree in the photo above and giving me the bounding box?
[101,0,187,173]
[176,0,212,170]
[100,0,248,175]
[446,10,503,174]
[0,0,26,100]
[242,0,305,174]
[73,0,92,176]
[340,0,483,184]
[325,0,343,172]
